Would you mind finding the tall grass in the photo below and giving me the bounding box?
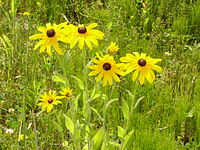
[0,0,200,149]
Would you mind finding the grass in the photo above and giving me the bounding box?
[0,0,200,149]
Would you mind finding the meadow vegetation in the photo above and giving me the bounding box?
[0,0,200,149]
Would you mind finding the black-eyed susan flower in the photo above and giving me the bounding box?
[88,53,125,86]
[107,42,119,53]
[120,52,162,85]
[59,88,73,100]
[29,22,68,56]
[67,23,104,50]
[37,90,62,112]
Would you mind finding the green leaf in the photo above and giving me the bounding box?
[52,74,67,86]
[90,107,104,122]
[93,128,104,150]
[122,130,134,150]
[118,126,125,138]
[133,96,144,109]
[108,141,121,148]
[82,144,88,150]
[64,115,74,134]
[105,98,118,110]
[72,75,84,90]
[122,99,129,120]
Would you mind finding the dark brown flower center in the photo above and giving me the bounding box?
[48,99,53,104]
[46,29,55,37]
[103,63,111,71]
[65,93,70,97]
[78,27,87,34]
[138,59,146,66]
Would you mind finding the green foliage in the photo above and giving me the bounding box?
[0,0,200,149]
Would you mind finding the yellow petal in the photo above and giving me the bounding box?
[132,69,139,81]
[107,75,113,86]
[151,64,163,72]
[78,37,84,49]
[39,43,47,53]
[96,72,103,82]
[33,40,45,50]
[87,23,98,29]
[88,36,98,46]
[102,74,108,86]
[29,34,45,40]
[47,104,53,112]
[38,27,47,32]
[88,70,100,76]
[144,67,153,83]
[70,35,79,49]
[46,45,52,56]
[90,30,104,39]
[85,38,93,50]
[52,40,63,55]
[139,70,145,85]
[112,73,120,82]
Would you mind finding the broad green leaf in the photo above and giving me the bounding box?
[64,115,74,134]
[72,75,84,90]
[122,130,134,150]
[122,99,129,120]
[118,126,125,138]
[52,74,67,86]
[93,128,104,150]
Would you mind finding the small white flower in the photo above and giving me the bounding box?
[5,129,14,135]
[8,108,15,113]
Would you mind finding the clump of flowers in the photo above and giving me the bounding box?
[37,90,62,112]
[107,42,119,53]
[67,23,104,50]
[88,53,125,86]
[120,52,162,85]
[59,88,73,100]
[29,22,68,56]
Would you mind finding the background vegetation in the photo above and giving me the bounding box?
[0,0,200,149]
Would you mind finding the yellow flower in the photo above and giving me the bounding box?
[37,2,41,6]
[22,12,30,16]
[18,134,28,141]
[107,42,119,53]
[88,53,125,86]
[37,90,62,112]
[29,22,68,56]
[59,88,73,100]
[120,52,162,85]
[67,23,104,50]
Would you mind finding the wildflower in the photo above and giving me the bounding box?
[120,52,162,85]
[5,129,14,135]
[37,2,41,6]
[8,108,15,113]
[88,53,125,86]
[67,23,104,50]
[37,90,62,112]
[164,52,172,56]
[29,22,68,56]
[107,42,119,53]
[62,141,69,147]
[18,134,28,141]
[22,12,30,16]
[59,88,73,100]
